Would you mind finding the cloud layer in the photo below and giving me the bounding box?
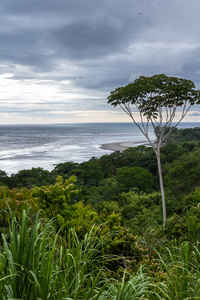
[0,0,200,123]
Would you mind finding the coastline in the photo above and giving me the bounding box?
[100,140,154,151]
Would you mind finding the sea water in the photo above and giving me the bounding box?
[0,122,199,175]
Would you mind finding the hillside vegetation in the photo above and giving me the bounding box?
[1,126,200,299]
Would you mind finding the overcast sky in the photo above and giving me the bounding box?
[0,0,200,124]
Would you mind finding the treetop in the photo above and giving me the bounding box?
[107,74,200,119]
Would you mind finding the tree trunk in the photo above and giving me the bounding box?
[156,148,166,228]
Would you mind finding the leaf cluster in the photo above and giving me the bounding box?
[108,74,200,119]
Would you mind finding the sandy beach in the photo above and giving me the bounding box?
[100,140,153,151]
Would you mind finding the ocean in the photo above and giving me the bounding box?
[0,122,199,175]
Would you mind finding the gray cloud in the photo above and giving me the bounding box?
[189,112,200,117]
[0,0,200,123]
[45,20,127,60]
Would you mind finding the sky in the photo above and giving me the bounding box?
[0,0,200,124]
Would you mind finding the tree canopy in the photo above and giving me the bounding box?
[108,74,200,144]
[107,74,200,228]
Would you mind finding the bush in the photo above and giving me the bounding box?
[116,166,153,193]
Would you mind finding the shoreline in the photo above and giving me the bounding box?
[100,140,154,151]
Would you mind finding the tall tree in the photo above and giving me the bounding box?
[107,74,200,228]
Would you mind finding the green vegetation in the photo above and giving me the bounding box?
[1,126,200,298]
[107,74,200,228]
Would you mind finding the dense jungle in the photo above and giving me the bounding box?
[1,126,200,299]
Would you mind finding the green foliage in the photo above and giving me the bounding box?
[96,212,141,271]
[0,185,38,230]
[160,143,185,164]
[94,200,121,222]
[0,210,113,299]
[108,74,200,228]
[10,167,53,189]
[164,214,188,241]
[31,175,99,238]
[164,149,200,199]
[116,166,153,193]
[161,188,200,242]
[83,214,132,263]
[51,161,79,177]
[84,178,121,207]
[157,242,200,299]
[0,170,9,186]
[0,210,57,300]
[108,74,200,119]
[57,201,98,239]
[186,207,200,244]
[119,190,161,209]
[78,158,104,187]
[95,212,158,274]
[183,186,200,208]
[101,267,156,300]
[182,188,200,243]
[56,158,104,188]
[2,127,200,298]
[31,175,79,214]
[179,126,200,142]
[3,210,200,299]
[1,209,162,300]
[119,191,162,234]
[52,158,104,188]
[99,151,129,176]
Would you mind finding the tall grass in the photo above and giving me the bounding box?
[1,209,181,299]
[100,267,157,300]
[156,241,200,299]
[0,210,59,299]
[0,210,119,299]
[0,210,110,299]
[55,225,113,300]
